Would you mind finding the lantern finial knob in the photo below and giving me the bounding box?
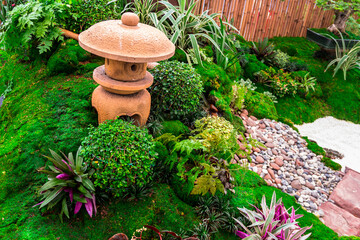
[121,12,139,26]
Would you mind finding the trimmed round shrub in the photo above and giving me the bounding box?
[80,119,156,197]
[149,61,203,121]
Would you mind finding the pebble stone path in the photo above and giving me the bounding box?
[237,109,344,217]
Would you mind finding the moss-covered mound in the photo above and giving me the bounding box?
[244,90,278,120]
[270,37,360,124]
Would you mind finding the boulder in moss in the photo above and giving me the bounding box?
[243,54,269,79]
[244,90,278,120]
[196,62,233,95]
[161,120,190,137]
[47,39,90,76]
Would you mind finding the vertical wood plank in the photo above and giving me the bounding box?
[193,0,335,40]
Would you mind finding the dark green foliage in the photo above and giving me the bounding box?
[154,141,169,162]
[62,0,125,33]
[223,50,243,81]
[195,61,232,95]
[303,137,342,170]
[160,120,190,137]
[231,114,246,133]
[243,54,269,79]
[149,61,203,122]
[244,90,278,120]
[169,48,188,63]
[250,37,276,62]
[80,119,156,197]
[47,39,90,75]
[202,45,214,59]
[0,0,66,59]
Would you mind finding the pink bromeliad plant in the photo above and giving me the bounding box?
[234,192,312,240]
[35,147,96,221]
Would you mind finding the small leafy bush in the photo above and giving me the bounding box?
[63,0,125,33]
[149,61,203,122]
[256,67,298,97]
[156,116,239,196]
[295,71,317,93]
[80,119,156,197]
[0,0,66,59]
[235,192,312,239]
[271,49,291,69]
[37,148,96,221]
[263,91,278,103]
[251,37,276,62]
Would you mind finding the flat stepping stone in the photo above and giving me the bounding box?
[319,202,360,236]
[330,168,360,218]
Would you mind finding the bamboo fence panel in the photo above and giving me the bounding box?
[194,0,334,41]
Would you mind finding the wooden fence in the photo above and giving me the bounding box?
[194,0,334,41]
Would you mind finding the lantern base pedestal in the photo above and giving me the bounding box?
[92,86,151,126]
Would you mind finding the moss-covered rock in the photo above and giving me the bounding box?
[196,62,233,95]
[47,39,90,76]
[160,120,190,137]
[243,54,269,79]
[244,90,278,120]
[209,90,233,121]
[154,141,169,162]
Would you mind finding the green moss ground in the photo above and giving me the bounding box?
[270,37,360,124]
[0,53,202,239]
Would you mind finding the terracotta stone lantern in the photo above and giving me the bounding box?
[78,12,175,126]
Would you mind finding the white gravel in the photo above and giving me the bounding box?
[295,116,360,173]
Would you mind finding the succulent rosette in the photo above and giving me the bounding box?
[35,147,96,221]
[234,192,312,240]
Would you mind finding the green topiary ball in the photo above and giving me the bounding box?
[149,61,203,121]
[80,119,156,197]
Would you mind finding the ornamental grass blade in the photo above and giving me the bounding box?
[40,186,63,208]
[261,205,275,236]
[74,201,83,214]
[290,226,312,240]
[39,178,66,192]
[299,232,312,240]
[62,198,69,219]
[44,155,67,171]
[91,194,97,215]
[189,34,202,66]
[272,222,297,235]
[243,234,262,240]
[234,217,252,235]
[84,198,93,217]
